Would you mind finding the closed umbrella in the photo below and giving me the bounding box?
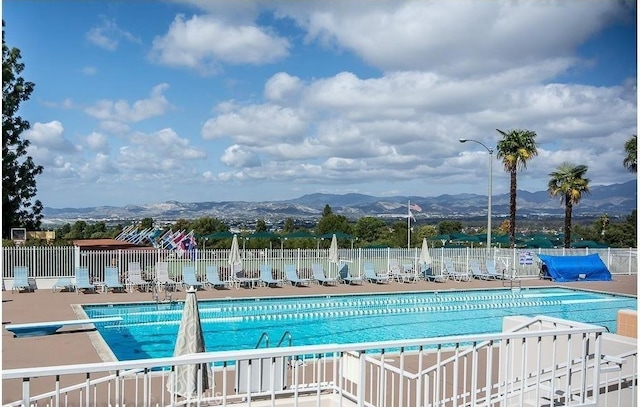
[328,234,339,264]
[228,234,242,267]
[167,287,212,398]
[419,238,432,266]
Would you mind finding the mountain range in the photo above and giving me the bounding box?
[43,180,636,223]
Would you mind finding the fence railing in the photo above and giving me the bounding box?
[3,315,636,407]
[2,246,636,283]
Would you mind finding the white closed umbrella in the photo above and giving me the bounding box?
[168,287,212,398]
[419,238,432,266]
[328,234,339,264]
[228,234,242,269]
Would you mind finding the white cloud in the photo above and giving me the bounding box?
[150,14,290,74]
[221,145,261,168]
[86,17,141,51]
[264,72,303,103]
[82,66,97,75]
[85,131,109,154]
[85,83,172,123]
[24,121,78,153]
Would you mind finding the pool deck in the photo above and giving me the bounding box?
[3,275,636,373]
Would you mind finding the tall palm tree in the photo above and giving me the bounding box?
[495,129,538,248]
[547,163,590,248]
[623,134,636,173]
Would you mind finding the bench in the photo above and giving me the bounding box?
[5,317,123,338]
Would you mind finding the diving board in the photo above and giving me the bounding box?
[5,316,122,338]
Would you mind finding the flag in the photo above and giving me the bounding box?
[409,203,422,212]
[409,210,416,222]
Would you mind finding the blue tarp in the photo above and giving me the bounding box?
[538,254,612,282]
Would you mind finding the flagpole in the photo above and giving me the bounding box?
[407,200,411,249]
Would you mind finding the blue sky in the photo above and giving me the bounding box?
[3,0,637,208]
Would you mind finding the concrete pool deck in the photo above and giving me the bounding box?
[3,276,636,372]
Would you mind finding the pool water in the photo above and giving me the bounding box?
[82,288,636,361]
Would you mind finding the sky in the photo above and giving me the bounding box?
[2,0,637,209]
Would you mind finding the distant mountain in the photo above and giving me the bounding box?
[42,180,636,222]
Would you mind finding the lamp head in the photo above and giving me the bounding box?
[458,138,468,143]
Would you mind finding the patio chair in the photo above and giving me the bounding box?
[389,259,417,283]
[363,262,390,284]
[469,259,491,280]
[181,265,203,290]
[311,263,339,286]
[104,266,125,292]
[52,277,75,292]
[284,264,312,287]
[204,265,230,289]
[155,262,178,291]
[421,263,445,282]
[338,263,364,285]
[443,258,471,282]
[74,267,96,294]
[485,260,506,280]
[12,266,33,293]
[259,264,285,287]
[231,264,260,289]
[126,262,150,292]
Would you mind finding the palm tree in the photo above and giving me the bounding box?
[623,134,636,173]
[495,129,538,248]
[547,163,590,248]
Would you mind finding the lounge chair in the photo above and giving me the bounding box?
[52,277,75,292]
[155,262,178,291]
[469,259,491,280]
[12,266,33,293]
[126,262,150,292]
[363,262,390,284]
[485,260,506,280]
[285,264,312,287]
[74,267,96,294]
[389,259,417,283]
[421,263,445,282]
[232,264,260,289]
[339,263,363,285]
[311,264,339,286]
[104,266,125,292]
[205,265,230,289]
[181,265,203,290]
[443,258,471,282]
[259,264,285,287]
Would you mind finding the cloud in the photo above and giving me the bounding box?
[24,121,78,153]
[85,83,172,123]
[86,17,141,51]
[82,66,97,75]
[85,131,110,154]
[150,14,290,74]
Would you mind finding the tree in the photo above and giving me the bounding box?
[2,21,43,238]
[496,128,538,248]
[437,220,462,235]
[623,134,636,173]
[354,216,386,243]
[283,218,295,233]
[255,219,267,232]
[547,163,590,248]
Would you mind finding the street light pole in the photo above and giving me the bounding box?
[459,138,493,251]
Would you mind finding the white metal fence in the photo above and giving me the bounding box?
[1,246,636,284]
[3,315,637,407]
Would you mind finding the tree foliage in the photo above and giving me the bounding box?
[623,134,637,173]
[316,204,351,235]
[2,21,43,238]
[354,216,386,242]
[547,163,590,248]
[496,128,538,248]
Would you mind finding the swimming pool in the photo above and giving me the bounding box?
[82,288,636,361]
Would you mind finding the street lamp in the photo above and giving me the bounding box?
[459,138,493,251]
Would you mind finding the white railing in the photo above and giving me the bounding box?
[2,246,636,286]
[3,316,637,407]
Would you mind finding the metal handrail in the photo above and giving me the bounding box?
[277,331,293,347]
[255,332,269,349]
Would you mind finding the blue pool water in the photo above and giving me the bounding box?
[83,288,636,361]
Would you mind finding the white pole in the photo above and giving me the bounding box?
[407,200,411,249]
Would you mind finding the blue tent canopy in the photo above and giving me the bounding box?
[537,254,612,282]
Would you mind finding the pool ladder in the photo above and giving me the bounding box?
[255,331,293,349]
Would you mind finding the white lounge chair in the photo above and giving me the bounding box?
[126,262,150,292]
[155,262,178,291]
[181,265,203,290]
[443,258,471,282]
[285,264,312,287]
[363,262,390,284]
[205,265,230,289]
[339,263,363,285]
[12,266,32,293]
[259,264,285,287]
[311,264,339,286]
[104,266,125,292]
